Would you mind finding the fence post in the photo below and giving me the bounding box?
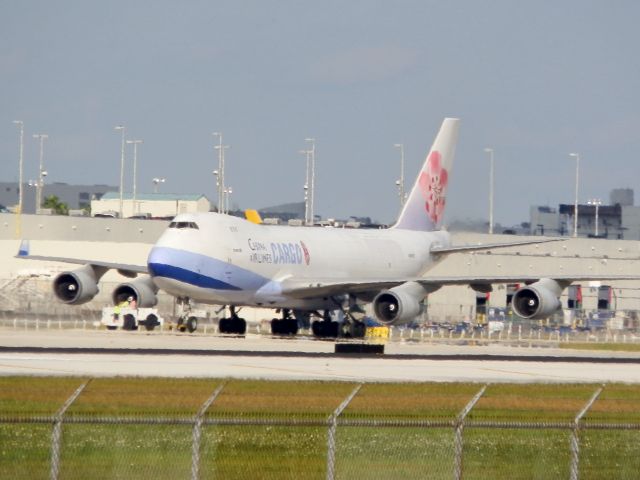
[326,384,362,480]
[454,384,487,480]
[191,383,225,480]
[50,379,90,480]
[569,384,604,480]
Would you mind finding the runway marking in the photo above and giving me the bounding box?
[477,364,605,382]
[0,362,79,375]
[229,362,364,380]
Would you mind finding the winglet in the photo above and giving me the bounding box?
[17,239,30,257]
[245,209,262,224]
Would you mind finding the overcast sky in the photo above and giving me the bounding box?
[2,1,639,226]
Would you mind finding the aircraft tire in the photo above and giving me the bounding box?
[145,314,158,331]
[327,321,339,338]
[312,321,339,338]
[236,318,247,335]
[186,316,198,333]
[218,318,227,333]
[349,322,366,338]
[270,318,281,335]
[123,314,136,331]
[285,319,299,335]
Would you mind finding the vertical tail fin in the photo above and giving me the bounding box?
[393,118,459,231]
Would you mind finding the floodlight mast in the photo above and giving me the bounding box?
[126,139,143,215]
[213,132,230,213]
[569,153,580,237]
[114,125,126,219]
[12,120,24,236]
[33,133,49,212]
[394,143,406,207]
[484,148,494,234]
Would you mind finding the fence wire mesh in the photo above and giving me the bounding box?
[3,415,640,479]
[3,379,640,479]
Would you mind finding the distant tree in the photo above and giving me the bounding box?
[43,195,69,215]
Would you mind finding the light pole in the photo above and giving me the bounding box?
[126,139,143,216]
[588,199,602,237]
[484,148,494,234]
[306,138,316,225]
[32,133,49,212]
[12,120,24,236]
[299,147,311,224]
[152,177,165,193]
[394,143,406,207]
[114,125,126,219]
[213,132,229,214]
[13,121,24,209]
[224,186,233,214]
[569,153,580,237]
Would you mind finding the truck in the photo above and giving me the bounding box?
[101,306,164,331]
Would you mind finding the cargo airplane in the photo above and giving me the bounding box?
[17,118,637,336]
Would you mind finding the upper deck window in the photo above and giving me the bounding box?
[169,221,199,230]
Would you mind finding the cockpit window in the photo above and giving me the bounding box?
[169,221,199,230]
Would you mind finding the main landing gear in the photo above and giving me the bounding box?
[270,309,299,335]
[218,306,247,335]
[311,310,340,338]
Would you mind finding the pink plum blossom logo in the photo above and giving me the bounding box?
[300,241,310,265]
[418,151,448,224]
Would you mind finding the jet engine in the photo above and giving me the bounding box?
[511,278,564,320]
[53,264,101,305]
[373,281,428,325]
[112,275,158,308]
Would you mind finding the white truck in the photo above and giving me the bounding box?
[101,306,164,331]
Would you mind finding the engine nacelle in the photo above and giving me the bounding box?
[53,265,100,305]
[373,281,427,325]
[512,278,564,319]
[112,275,158,308]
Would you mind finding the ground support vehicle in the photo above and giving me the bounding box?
[101,307,164,331]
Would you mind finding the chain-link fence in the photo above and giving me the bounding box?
[2,381,640,479]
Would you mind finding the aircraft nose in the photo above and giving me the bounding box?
[147,246,170,277]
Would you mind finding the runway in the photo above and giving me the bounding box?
[1,329,639,383]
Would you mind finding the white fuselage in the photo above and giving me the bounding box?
[147,212,451,309]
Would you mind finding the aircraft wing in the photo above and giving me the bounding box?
[15,241,147,277]
[281,273,640,299]
[429,237,562,255]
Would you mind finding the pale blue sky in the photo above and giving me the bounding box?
[1,1,639,225]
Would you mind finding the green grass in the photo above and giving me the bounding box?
[68,377,222,417]
[0,376,87,416]
[59,424,192,480]
[463,428,571,480]
[470,383,599,422]
[336,427,454,479]
[1,377,640,479]
[201,425,326,479]
[560,342,640,352]
[0,424,51,480]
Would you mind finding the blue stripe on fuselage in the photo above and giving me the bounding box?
[147,246,270,292]
[148,262,242,291]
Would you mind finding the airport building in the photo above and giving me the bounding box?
[530,188,640,239]
[90,192,211,218]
